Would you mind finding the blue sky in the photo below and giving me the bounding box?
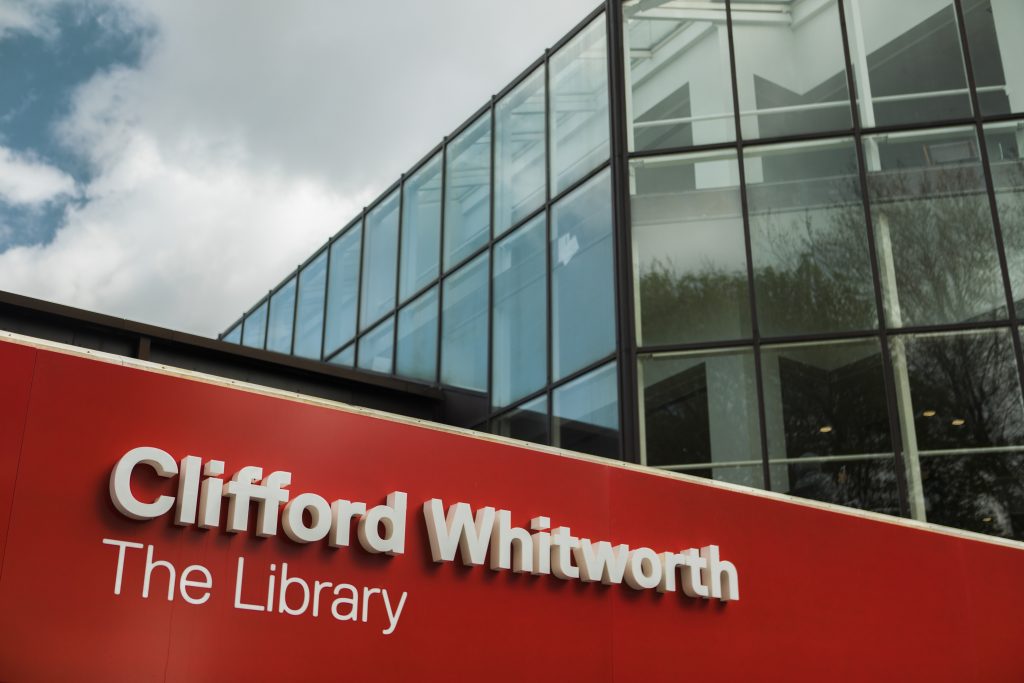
[0,3,147,248]
[0,0,598,334]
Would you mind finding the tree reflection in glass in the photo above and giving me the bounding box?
[895,329,1024,539]
[746,138,877,337]
[762,339,898,514]
[864,127,1007,327]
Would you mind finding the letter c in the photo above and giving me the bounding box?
[110,446,179,520]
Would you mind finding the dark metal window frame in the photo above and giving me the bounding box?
[610,0,1024,516]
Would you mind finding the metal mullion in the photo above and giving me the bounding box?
[500,204,546,243]
[548,159,611,209]
[624,116,1024,166]
[953,0,1024,405]
[353,208,369,367]
[444,242,492,282]
[975,112,1024,127]
[487,94,498,410]
[491,386,550,422]
[605,0,639,463]
[541,47,554,446]
[550,352,619,396]
[391,175,406,377]
[288,266,300,356]
[260,291,271,350]
[319,240,332,361]
[836,0,911,518]
[435,139,449,386]
[725,0,772,490]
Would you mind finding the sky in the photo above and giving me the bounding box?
[0,0,600,336]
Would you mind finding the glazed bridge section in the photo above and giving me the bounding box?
[0,334,1021,682]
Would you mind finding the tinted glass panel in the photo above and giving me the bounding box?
[400,154,442,302]
[845,0,973,127]
[492,395,548,447]
[241,301,268,349]
[961,0,1024,117]
[623,0,735,150]
[328,344,354,368]
[733,0,852,140]
[441,253,489,391]
[444,114,491,270]
[493,214,547,408]
[865,128,1006,327]
[551,169,615,379]
[266,278,297,354]
[891,328,1024,531]
[631,150,750,346]
[495,67,546,236]
[985,122,1024,313]
[553,361,619,458]
[357,317,394,375]
[396,287,438,383]
[360,192,400,330]
[550,14,609,194]
[745,138,876,337]
[293,251,327,360]
[222,324,241,345]
[762,339,898,515]
[640,349,764,488]
[921,453,1024,541]
[324,225,361,355]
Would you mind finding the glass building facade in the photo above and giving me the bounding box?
[222,0,1024,542]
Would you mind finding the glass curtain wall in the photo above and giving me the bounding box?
[223,9,614,461]
[624,0,1024,540]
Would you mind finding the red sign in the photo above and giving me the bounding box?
[0,336,1022,682]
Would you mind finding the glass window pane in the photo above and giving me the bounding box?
[892,328,1024,536]
[241,301,268,349]
[441,253,489,391]
[396,287,438,383]
[293,251,327,360]
[845,0,973,127]
[623,0,735,151]
[266,278,297,354]
[495,67,546,236]
[745,138,876,337]
[640,349,764,488]
[631,150,751,346]
[360,191,400,330]
[864,127,1006,327]
[550,14,609,195]
[328,344,354,368]
[985,121,1024,313]
[357,317,394,374]
[325,224,361,355]
[444,114,491,270]
[733,0,852,140]
[553,361,619,458]
[961,0,1024,117]
[493,214,547,408]
[222,324,241,344]
[761,339,898,514]
[921,452,1024,541]
[492,395,549,447]
[893,329,1024,453]
[400,154,442,302]
[552,169,616,379]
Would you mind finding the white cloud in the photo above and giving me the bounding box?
[0,1,53,40]
[0,0,601,335]
[0,145,76,204]
[0,129,371,333]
